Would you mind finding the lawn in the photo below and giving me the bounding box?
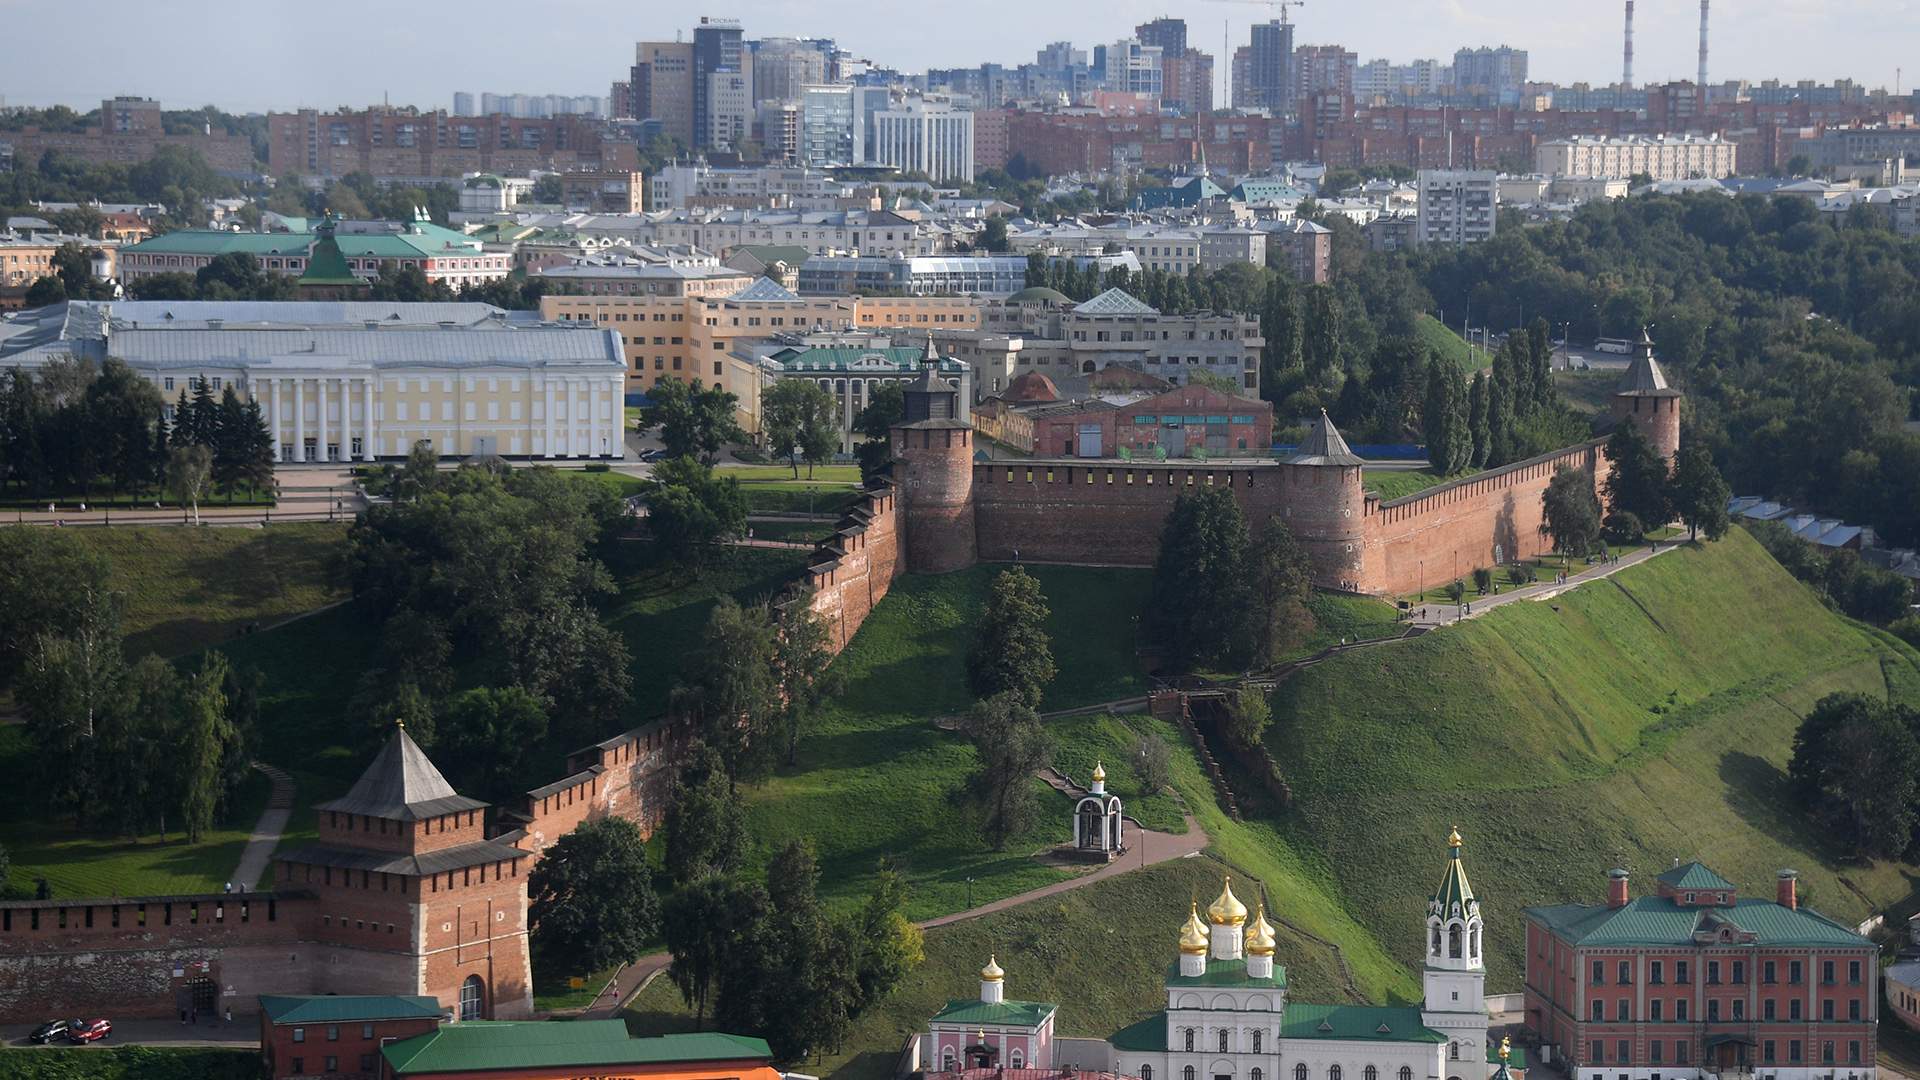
[719,464,863,484]
[1269,527,1920,991]
[1363,468,1466,502]
[67,523,350,659]
[1555,367,1626,414]
[1416,314,1485,373]
[624,855,1354,1080]
[567,469,649,499]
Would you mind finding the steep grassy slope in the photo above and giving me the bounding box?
[1269,528,1920,989]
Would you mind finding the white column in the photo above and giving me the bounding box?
[340,377,352,465]
[544,378,556,458]
[609,378,625,459]
[269,378,283,462]
[573,380,587,458]
[318,377,330,462]
[363,378,375,460]
[293,378,306,462]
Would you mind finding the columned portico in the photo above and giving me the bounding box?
[362,378,375,460]
[318,377,330,462]
[293,378,306,462]
[268,378,283,461]
[544,377,557,459]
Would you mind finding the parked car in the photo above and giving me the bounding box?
[27,1019,70,1043]
[65,1018,111,1044]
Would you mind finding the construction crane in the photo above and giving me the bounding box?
[1204,0,1305,27]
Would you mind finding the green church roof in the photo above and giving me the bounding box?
[259,995,440,1025]
[1110,1013,1169,1052]
[928,999,1056,1027]
[1429,829,1479,921]
[1164,957,1286,989]
[1281,1003,1447,1043]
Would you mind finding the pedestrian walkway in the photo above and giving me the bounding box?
[230,763,294,891]
[1406,542,1678,629]
[582,783,1209,1020]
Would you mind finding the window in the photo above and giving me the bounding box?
[1330,1067,1343,1080]
[1676,1042,1689,1065]
[1708,1000,1720,1022]
[1618,960,1633,984]
[1822,1042,1835,1065]
[1822,961,1836,984]
[1849,960,1862,984]
[1252,1072,1263,1080]
[292,1028,305,1043]
[1617,1040,1630,1063]
[1650,1041,1663,1064]
[1733,960,1746,984]
[1650,960,1664,984]
[1848,1000,1860,1021]
[1677,999,1689,1021]
[1849,1041,1861,1064]
[1297,1066,1310,1080]
[325,1058,338,1072]
[1254,1032,1262,1053]
[326,1025,339,1041]
[1593,960,1606,984]
[1364,1067,1376,1080]
[1789,1041,1802,1063]
[361,1024,373,1039]
[1591,1041,1604,1064]
[1011,1050,1024,1068]
[1451,1044,1461,1061]
[459,975,485,1021]
[1650,1000,1663,1022]
[1822,1000,1834,1022]
[1789,960,1803,984]
[1220,1030,1230,1054]
[1142,1068,1152,1080]
[1184,1029,1194,1053]
[1764,999,1776,1021]
[1400,1068,1412,1080]
[1186,1069,1197,1080]
[1764,1041,1777,1063]
[1676,960,1690,984]
[1733,1000,1744,1021]
[1764,960,1777,984]
[1617,1000,1630,1022]
[1790,999,1802,1021]
[1590,1000,1605,1022]
[1708,961,1721,985]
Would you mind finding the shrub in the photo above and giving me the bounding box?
[1472,567,1493,594]
[1444,579,1466,604]
[1603,510,1645,545]
[584,462,610,473]
[1892,614,1920,649]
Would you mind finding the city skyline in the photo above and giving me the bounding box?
[1,0,1913,114]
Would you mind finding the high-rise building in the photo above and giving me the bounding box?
[751,37,829,105]
[1035,42,1087,74]
[1094,39,1164,100]
[872,98,975,182]
[632,41,695,145]
[1135,16,1187,55]
[1161,50,1214,116]
[801,84,857,166]
[1416,170,1497,246]
[1247,20,1295,110]
[452,92,476,116]
[1294,45,1358,102]
[708,70,753,151]
[693,17,745,150]
[1451,46,1528,104]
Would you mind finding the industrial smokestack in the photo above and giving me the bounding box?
[1698,0,1710,95]
[1623,0,1634,88]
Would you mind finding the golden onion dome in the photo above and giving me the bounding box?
[1092,761,1106,783]
[981,954,1004,982]
[1247,903,1278,956]
[1179,902,1210,954]
[1207,876,1249,926]
[1448,825,1463,848]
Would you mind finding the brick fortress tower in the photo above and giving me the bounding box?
[274,723,534,1020]
[1283,410,1369,592]
[1610,328,1682,463]
[892,336,978,573]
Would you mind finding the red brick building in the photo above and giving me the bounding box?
[274,724,535,1021]
[1523,862,1878,1080]
[1026,384,1273,460]
[258,994,441,1079]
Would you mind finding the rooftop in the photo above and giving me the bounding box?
[1281,1003,1448,1043]
[1164,957,1286,989]
[260,995,441,1025]
[1526,893,1870,948]
[928,999,1057,1028]
[1288,411,1364,467]
[1656,861,1736,892]
[316,726,488,821]
[382,1022,770,1075]
[1073,288,1159,317]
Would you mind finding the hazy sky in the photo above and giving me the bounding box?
[3,0,1915,113]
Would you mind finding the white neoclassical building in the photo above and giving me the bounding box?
[0,301,628,460]
[923,830,1517,1080]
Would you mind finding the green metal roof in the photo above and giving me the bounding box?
[732,244,812,269]
[125,223,485,263]
[1656,861,1736,892]
[1490,1043,1529,1066]
[1164,958,1286,989]
[1526,896,1871,948]
[300,231,362,286]
[928,999,1056,1027]
[259,995,440,1025]
[1280,1003,1447,1043]
[1110,1013,1169,1052]
[768,346,966,373]
[1430,835,1479,922]
[382,1022,771,1075]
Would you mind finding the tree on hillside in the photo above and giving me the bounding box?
[851,381,904,481]
[761,379,840,478]
[1423,356,1470,475]
[1604,420,1672,531]
[673,597,780,783]
[966,567,1056,710]
[1541,465,1603,558]
[643,377,745,464]
[1223,686,1273,751]
[846,860,924,1015]
[176,653,231,843]
[644,456,747,572]
[1788,693,1920,859]
[773,587,842,765]
[662,742,749,885]
[165,443,212,523]
[528,817,661,979]
[433,686,549,805]
[959,692,1052,851]
[1149,487,1255,671]
[1467,373,1491,469]
[1669,445,1731,541]
[1248,516,1315,664]
[664,872,757,1028]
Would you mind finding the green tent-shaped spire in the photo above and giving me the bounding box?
[299,211,365,288]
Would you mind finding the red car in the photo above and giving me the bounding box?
[65,1018,110,1044]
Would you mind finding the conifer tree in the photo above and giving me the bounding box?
[1467,371,1491,469]
[188,376,219,447]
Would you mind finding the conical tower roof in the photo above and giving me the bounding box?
[1428,826,1480,921]
[1288,409,1364,466]
[316,724,488,821]
[1616,329,1680,398]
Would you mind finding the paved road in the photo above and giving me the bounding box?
[4,1015,260,1049]
[230,763,295,891]
[1407,541,1679,629]
[579,783,1210,1021]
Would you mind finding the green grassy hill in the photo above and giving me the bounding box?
[1416,315,1485,373]
[1268,527,1920,989]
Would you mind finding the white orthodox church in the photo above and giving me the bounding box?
[923,828,1517,1080]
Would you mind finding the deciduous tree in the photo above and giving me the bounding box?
[966,567,1056,709]
[528,817,661,979]
[1541,465,1603,558]
[959,692,1052,851]
[1669,444,1731,541]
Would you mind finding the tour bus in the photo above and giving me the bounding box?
[1593,337,1632,355]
